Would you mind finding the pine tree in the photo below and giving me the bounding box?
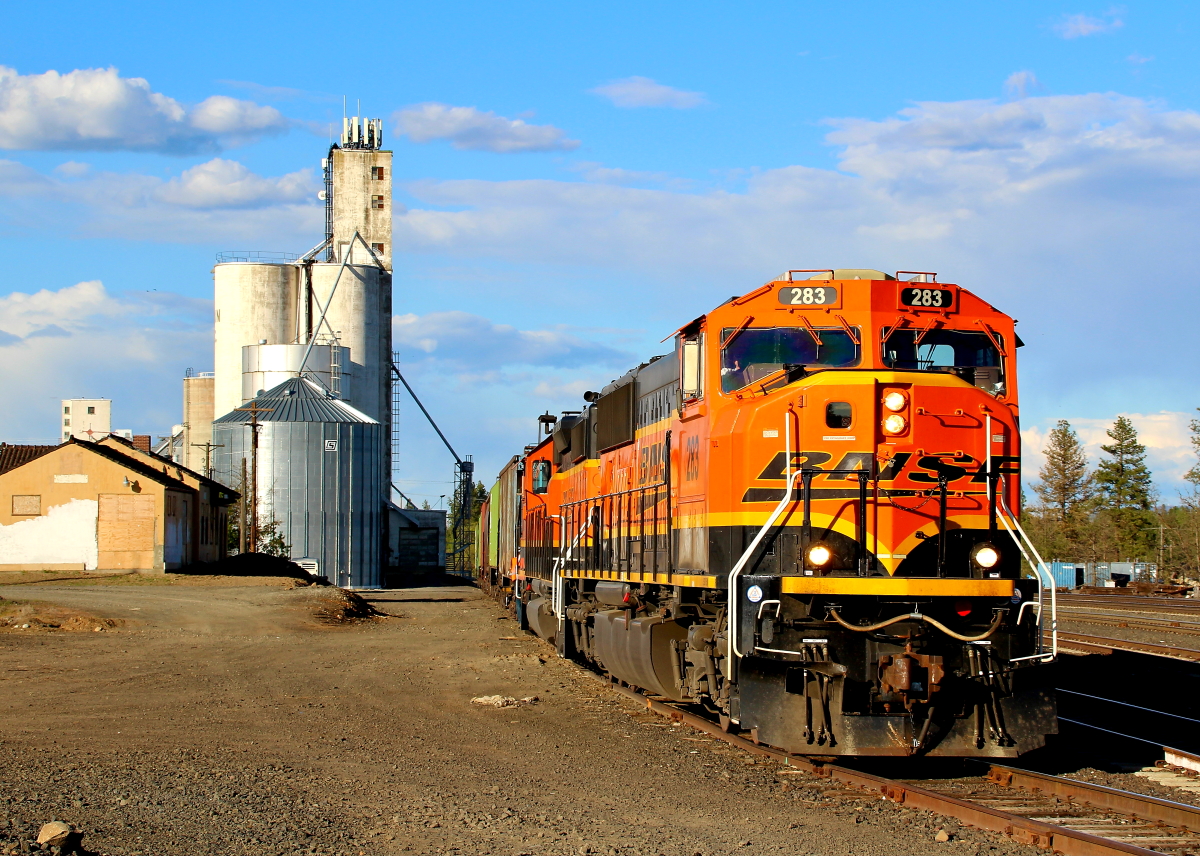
[1096,416,1154,511]
[1186,408,1200,487]
[1033,420,1094,522]
[1095,415,1156,559]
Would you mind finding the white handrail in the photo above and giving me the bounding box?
[996,482,1057,662]
[552,517,591,619]
[727,413,801,662]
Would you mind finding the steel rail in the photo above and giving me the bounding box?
[1058,595,1200,614]
[1053,630,1200,662]
[608,682,1200,856]
[1058,609,1200,635]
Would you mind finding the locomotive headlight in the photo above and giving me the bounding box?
[883,391,908,412]
[882,413,907,435]
[807,543,832,567]
[971,543,1001,569]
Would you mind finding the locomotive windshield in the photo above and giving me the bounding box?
[882,328,1005,392]
[720,326,860,393]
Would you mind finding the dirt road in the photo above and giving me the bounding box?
[0,576,1036,855]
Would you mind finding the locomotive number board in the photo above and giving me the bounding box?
[898,285,957,312]
[777,285,841,308]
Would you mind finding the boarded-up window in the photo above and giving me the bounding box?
[12,495,40,515]
[596,383,635,452]
[98,494,156,554]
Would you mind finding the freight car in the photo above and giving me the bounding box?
[477,269,1058,757]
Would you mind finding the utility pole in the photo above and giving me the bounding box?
[1141,521,1170,582]
[235,403,273,553]
[238,458,247,555]
[191,442,223,479]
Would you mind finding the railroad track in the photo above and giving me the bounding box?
[1052,630,1200,662]
[1059,595,1200,616]
[1045,597,1200,660]
[1057,609,1200,636]
[611,682,1200,856]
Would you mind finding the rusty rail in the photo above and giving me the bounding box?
[609,683,1199,856]
[1054,630,1200,662]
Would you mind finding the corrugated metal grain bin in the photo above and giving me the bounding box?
[212,377,384,588]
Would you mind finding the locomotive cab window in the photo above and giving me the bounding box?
[680,336,702,399]
[531,460,551,494]
[882,328,1005,395]
[720,326,860,394]
[825,402,853,429]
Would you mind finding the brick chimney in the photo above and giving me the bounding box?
[133,435,152,453]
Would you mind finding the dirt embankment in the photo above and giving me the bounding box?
[0,596,122,633]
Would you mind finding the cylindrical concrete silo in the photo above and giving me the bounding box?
[308,261,391,426]
[241,343,352,404]
[212,377,384,588]
[213,261,300,419]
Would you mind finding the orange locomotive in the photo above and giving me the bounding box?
[477,269,1058,757]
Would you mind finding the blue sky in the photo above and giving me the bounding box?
[1,1,1199,505]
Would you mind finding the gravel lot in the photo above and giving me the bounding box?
[0,574,1045,856]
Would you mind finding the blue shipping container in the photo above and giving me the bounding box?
[1051,562,1084,588]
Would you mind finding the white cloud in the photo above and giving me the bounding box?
[0,280,124,338]
[0,157,321,244]
[568,161,680,187]
[1053,10,1124,39]
[393,311,631,370]
[0,281,211,442]
[0,66,289,154]
[391,91,1200,273]
[393,103,579,153]
[153,159,314,209]
[1128,53,1154,65]
[1004,71,1041,99]
[54,161,89,178]
[590,77,707,109]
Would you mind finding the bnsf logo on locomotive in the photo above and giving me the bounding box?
[743,451,1019,502]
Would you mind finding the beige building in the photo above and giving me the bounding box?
[0,438,236,573]
[61,398,111,442]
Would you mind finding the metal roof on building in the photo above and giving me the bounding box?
[213,377,378,425]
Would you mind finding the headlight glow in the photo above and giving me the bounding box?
[807,544,832,566]
[972,543,1000,569]
[883,391,908,412]
[882,413,907,434]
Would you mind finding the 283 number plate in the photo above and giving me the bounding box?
[778,285,839,307]
[899,286,955,311]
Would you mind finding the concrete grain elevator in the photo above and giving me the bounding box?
[209,116,394,586]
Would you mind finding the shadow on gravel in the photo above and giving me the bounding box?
[384,571,479,589]
[369,596,468,603]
